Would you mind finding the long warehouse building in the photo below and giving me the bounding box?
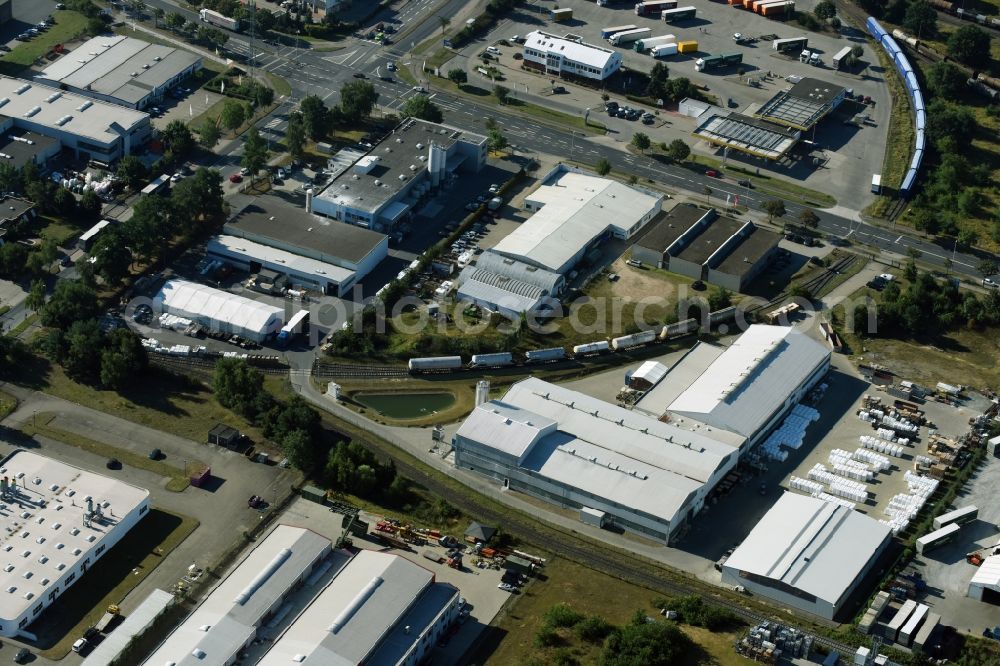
[0,450,150,639]
[154,279,284,342]
[722,492,892,620]
[453,376,744,543]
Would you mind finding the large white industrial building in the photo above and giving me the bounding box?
[522,31,623,81]
[457,167,662,315]
[454,377,744,543]
[968,554,1000,604]
[722,492,892,620]
[154,280,284,342]
[311,118,486,233]
[143,525,460,666]
[0,450,150,639]
[0,76,151,162]
[35,35,202,110]
[634,324,831,451]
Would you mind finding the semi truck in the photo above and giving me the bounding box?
[661,6,697,22]
[832,45,853,69]
[695,52,743,71]
[650,43,679,57]
[200,8,240,31]
[609,27,651,46]
[634,34,676,51]
[635,0,676,15]
[772,36,808,52]
[276,309,310,347]
[601,24,638,39]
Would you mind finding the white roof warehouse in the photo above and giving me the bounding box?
[453,377,744,544]
[722,492,892,620]
[0,76,151,162]
[523,31,623,81]
[35,35,202,110]
[0,450,150,640]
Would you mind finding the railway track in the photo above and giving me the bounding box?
[149,354,290,375]
[313,362,410,379]
[745,255,858,314]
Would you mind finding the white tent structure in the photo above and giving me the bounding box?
[155,280,283,342]
[968,553,1000,603]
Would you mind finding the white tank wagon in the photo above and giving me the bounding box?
[611,330,657,350]
[408,356,463,372]
[572,340,610,356]
[660,318,698,338]
[524,347,566,363]
[469,352,514,368]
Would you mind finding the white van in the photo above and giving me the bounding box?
[486,46,501,56]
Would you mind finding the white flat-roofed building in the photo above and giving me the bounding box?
[141,525,333,666]
[722,493,892,620]
[523,31,623,81]
[35,35,202,110]
[259,549,460,666]
[0,76,151,162]
[635,325,830,451]
[154,280,284,342]
[208,236,357,297]
[0,450,150,639]
[491,167,663,274]
[453,377,744,543]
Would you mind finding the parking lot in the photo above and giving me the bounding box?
[473,0,890,206]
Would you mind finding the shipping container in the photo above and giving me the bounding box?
[580,507,608,527]
[912,612,940,651]
[573,340,610,355]
[932,505,978,530]
[635,0,677,15]
[885,599,917,642]
[601,24,639,39]
[772,36,808,52]
[611,329,657,350]
[141,174,171,197]
[77,219,114,252]
[899,604,929,646]
[833,45,853,69]
[525,347,566,363]
[552,7,573,21]
[761,2,794,16]
[651,43,679,57]
[916,523,961,555]
[469,352,514,368]
[408,356,463,372]
[635,34,676,51]
[609,27,651,45]
[199,8,239,31]
[661,5,697,21]
[677,40,698,53]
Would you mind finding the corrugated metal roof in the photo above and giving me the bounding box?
[474,251,563,293]
[666,325,830,437]
[491,171,661,273]
[971,554,1000,589]
[723,493,891,605]
[524,30,620,70]
[455,401,557,460]
[632,361,668,386]
[82,589,174,666]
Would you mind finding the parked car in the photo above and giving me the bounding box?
[72,638,88,653]
[105,458,121,470]
[738,179,753,188]
[705,169,718,178]
[229,173,243,183]
[13,648,30,664]
[352,72,366,78]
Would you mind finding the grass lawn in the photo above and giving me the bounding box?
[36,214,87,246]
[13,354,265,444]
[686,153,837,209]
[477,557,750,666]
[20,413,199,491]
[505,98,606,135]
[36,508,198,657]
[0,390,16,421]
[265,71,292,98]
[0,10,89,76]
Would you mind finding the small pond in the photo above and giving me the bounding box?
[355,392,456,419]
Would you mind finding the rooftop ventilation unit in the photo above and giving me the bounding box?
[45,93,60,103]
[15,84,30,95]
[23,106,41,118]
[77,101,92,112]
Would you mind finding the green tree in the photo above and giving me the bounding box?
[214,358,265,419]
[299,95,330,141]
[41,280,99,329]
[631,132,651,154]
[285,111,306,158]
[926,100,976,152]
[599,616,693,666]
[166,11,185,30]
[646,62,670,100]
[91,226,134,285]
[281,429,315,472]
[162,119,195,156]
[53,187,77,216]
[976,259,997,277]
[152,6,164,26]
[667,139,690,162]
[487,128,508,154]
[25,279,46,312]
[339,80,379,122]
[171,168,226,232]
[814,0,836,18]
[708,287,733,310]
[576,615,614,643]
[957,228,978,249]
[100,328,147,390]
[79,188,103,221]
[0,243,28,278]
[493,84,510,104]
[400,95,444,122]
[947,25,992,68]
[926,61,966,99]
[62,319,104,383]
[123,194,169,263]
[198,117,221,148]
[0,163,21,193]
[438,15,450,34]
[116,155,148,191]
[903,1,937,38]
[763,199,786,224]
[447,68,468,86]
[595,158,611,176]
[220,99,247,136]
[798,208,820,229]
[241,128,269,184]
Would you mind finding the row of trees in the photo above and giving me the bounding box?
[645,63,698,105]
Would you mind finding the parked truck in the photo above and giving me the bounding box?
[772,36,808,52]
[651,43,679,57]
[695,52,743,71]
[635,34,676,51]
[661,6,697,21]
[677,40,698,53]
[95,605,120,633]
[200,8,240,31]
[551,7,573,21]
[635,0,676,15]
[609,27,651,46]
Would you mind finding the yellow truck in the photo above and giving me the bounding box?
[677,40,698,53]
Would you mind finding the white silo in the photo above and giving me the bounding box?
[475,380,490,407]
[428,142,447,188]
[305,188,314,213]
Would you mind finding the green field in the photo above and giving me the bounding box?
[0,10,89,75]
